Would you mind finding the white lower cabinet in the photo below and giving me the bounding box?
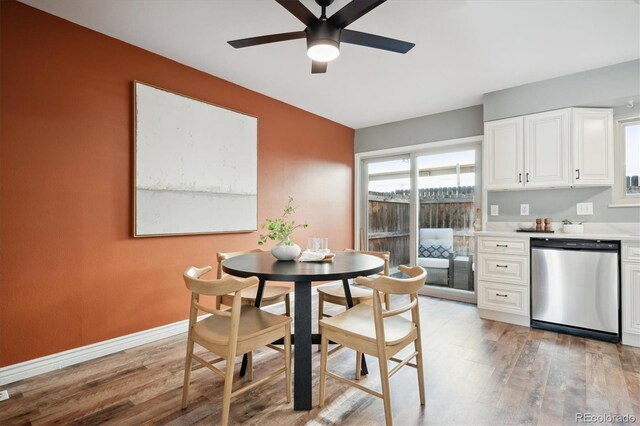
[476,236,530,327]
[622,242,640,347]
[478,281,529,316]
[477,236,639,346]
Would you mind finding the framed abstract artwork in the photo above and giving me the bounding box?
[133,81,258,237]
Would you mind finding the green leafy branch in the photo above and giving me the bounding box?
[258,196,309,246]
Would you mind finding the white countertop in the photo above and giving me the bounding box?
[478,222,640,242]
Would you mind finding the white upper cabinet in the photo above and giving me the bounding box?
[572,108,614,186]
[484,117,524,190]
[484,107,613,191]
[524,109,571,188]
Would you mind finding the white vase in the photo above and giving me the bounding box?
[271,239,301,261]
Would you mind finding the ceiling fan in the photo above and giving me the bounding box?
[227,0,415,74]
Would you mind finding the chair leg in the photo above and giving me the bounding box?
[317,294,324,352]
[356,351,362,381]
[247,352,253,382]
[284,323,292,403]
[414,338,426,405]
[181,338,194,409]
[221,358,235,426]
[319,332,328,407]
[377,354,393,426]
[285,293,291,317]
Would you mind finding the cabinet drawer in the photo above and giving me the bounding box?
[478,254,528,285]
[623,242,640,263]
[478,237,528,255]
[478,281,529,315]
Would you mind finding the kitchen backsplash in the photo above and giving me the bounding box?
[487,187,640,223]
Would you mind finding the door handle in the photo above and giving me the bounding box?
[526,172,530,183]
[518,173,522,183]
[496,264,508,268]
[575,169,580,180]
[495,293,508,297]
[496,244,509,247]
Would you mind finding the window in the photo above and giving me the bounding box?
[612,117,640,206]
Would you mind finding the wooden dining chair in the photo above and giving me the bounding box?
[182,266,292,426]
[216,249,292,316]
[317,250,390,336]
[318,265,427,426]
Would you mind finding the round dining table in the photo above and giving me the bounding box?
[222,250,385,410]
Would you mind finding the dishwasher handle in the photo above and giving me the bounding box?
[530,238,619,251]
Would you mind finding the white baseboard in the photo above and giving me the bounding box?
[0,315,206,386]
[622,331,640,348]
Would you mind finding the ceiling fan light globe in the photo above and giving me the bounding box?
[307,43,340,62]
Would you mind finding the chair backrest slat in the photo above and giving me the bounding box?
[382,298,417,318]
[193,301,232,317]
[184,267,258,297]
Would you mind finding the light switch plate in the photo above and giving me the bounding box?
[0,390,9,401]
[520,204,529,215]
[576,202,593,215]
[490,205,499,216]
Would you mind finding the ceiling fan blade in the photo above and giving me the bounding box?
[275,0,318,27]
[311,61,327,74]
[328,0,387,28]
[228,31,306,48]
[341,29,415,53]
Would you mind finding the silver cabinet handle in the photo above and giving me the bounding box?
[496,244,509,247]
[496,264,508,268]
[495,293,508,297]
[576,169,580,179]
[518,173,522,183]
[526,172,530,183]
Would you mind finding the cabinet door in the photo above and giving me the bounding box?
[484,117,524,190]
[622,263,640,337]
[524,109,571,188]
[572,108,614,186]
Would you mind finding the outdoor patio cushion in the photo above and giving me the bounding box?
[417,257,450,269]
[419,244,452,258]
[419,228,454,249]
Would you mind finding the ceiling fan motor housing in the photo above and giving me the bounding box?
[306,21,341,57]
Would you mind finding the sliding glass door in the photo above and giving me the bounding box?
[358,142,481,302]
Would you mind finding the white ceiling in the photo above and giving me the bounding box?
[19,0,640,129]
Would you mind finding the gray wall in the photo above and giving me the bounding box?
[487,187,640,223]
[354,104,483,153]
[483,59,640,122]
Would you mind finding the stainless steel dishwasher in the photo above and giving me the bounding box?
[531,238,620,343]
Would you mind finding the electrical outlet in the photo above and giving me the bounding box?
[520,204,529,215]
[0,390,9,401]
[576,202,593,215]
[490,205,499,216]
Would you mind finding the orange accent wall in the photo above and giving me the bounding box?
[0,2,354,366]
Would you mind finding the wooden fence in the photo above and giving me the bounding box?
[367,186,476,268]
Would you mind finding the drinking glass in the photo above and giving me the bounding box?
[319,237,329,254]
[307,237,320,253]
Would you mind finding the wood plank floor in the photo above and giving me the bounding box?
[2,294,639,425]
